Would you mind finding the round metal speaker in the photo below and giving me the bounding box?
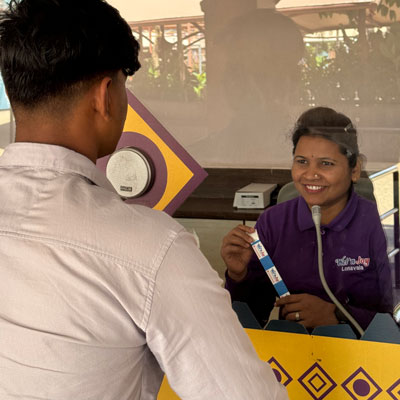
[106,147,154,199]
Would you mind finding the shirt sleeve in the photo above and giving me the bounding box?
[225,213,277,326]
[225,253,276,326]
[344,259,392,331]
[371,219,394,314]
[345,213,394,331]
[146,229,288,400]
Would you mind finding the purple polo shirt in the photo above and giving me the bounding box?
[225,191,393,330]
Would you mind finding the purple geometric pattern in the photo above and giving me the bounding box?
[97,90,207,215]
[298,362,337,400]
[342,367,382,400]
[309,373,327,392]
[267,357,293,387]
[387,378,400,400]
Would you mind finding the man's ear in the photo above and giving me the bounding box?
[351,158,362,183]
[93,76,112,121]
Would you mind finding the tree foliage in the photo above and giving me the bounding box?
[378,0,400,21]
[300,24,400,106]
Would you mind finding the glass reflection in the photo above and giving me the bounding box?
[113,0,400,328]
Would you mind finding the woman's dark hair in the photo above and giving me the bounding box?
[292,107,360,168]
[0,0,141,108]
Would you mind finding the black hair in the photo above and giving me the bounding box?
[291,106,360,168]
[0,0,141,108]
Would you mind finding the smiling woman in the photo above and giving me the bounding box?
[222,106,393,335]
[291,107,362,225]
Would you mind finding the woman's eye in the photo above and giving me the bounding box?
[321,161,334,166]
[295,159,307,165]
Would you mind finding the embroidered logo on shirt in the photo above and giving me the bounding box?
[335,256,370,271]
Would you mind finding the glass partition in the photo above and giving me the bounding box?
[0,0,398,328]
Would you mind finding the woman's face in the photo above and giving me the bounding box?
[291,135,360,220]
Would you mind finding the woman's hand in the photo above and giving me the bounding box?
[275,293,338,329]
[221,225,255,282]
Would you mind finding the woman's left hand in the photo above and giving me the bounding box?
[275,293,338,329]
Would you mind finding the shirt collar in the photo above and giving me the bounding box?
[297,189,359,232]
[0,142,116,193]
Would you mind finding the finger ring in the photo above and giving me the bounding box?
[295,312,300,321]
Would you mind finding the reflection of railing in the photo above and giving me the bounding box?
[369,165,399,288]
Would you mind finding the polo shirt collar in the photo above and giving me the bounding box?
[0,142,116,193]
[297,189,359,232]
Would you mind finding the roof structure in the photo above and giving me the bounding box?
[107,0,203,22]
[108,0,399,32]
[277,0,400,31]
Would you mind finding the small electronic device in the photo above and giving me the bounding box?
[106,147,154,199]
[233,183,277,209]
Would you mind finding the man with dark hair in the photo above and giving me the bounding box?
[0,1,287,399]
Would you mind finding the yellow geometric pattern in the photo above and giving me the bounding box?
[125,104,193,211]
[157,329,400,399]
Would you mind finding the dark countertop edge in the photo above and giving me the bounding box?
[173,197,266,221]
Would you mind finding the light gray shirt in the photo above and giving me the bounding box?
[0,143,288,400]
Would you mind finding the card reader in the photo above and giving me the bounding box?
[233,183,277,209]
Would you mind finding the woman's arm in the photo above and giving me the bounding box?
[225,254,276,326]
[222,224,276,326]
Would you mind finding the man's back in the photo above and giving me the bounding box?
[0,143,288,399]
[0,143,179,398]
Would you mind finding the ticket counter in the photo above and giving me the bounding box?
[158,322,400,400]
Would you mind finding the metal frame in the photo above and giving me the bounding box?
[369,165,400,288]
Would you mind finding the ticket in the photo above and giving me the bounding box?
[249,230,290,298]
